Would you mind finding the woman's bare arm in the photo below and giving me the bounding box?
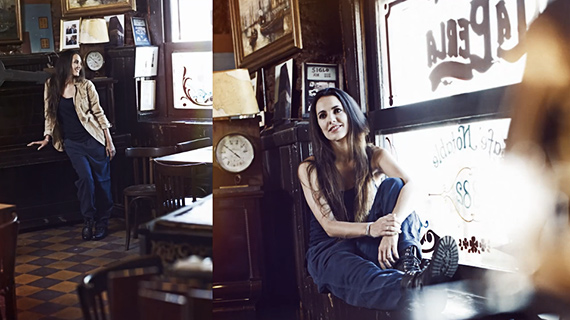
[298,161,400,239]
[371,147,416,224]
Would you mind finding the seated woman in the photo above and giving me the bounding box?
[298,88,459,310]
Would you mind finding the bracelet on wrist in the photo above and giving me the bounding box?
[365,222,372,237]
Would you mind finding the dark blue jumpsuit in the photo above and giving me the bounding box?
[58,96,113,228]
[306,178,423,310]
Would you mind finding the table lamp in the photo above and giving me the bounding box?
[79,18,109,78]
[213,69,259,118]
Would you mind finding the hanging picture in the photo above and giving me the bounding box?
[0,0,23,44]
[229,0,302,71]
[131,17,151,46]
[60,19,80,50]
[61,0,135,17]
[24,3,54,52]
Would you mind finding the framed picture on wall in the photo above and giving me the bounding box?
[302,62,343,116]
[131,17,151,46]
[60,19,80,50]
[61,0,135,17]
[0,0,23,44]
[229,0,302,71]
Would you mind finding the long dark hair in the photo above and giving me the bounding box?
[46,50,85,121]
[305,88,374,222]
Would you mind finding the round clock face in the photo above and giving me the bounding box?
[215,134,255,173]
[85,51,104,71]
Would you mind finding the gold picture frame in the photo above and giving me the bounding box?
[61,0,135,18]
[0,0,23,45]
[229,0,302,71]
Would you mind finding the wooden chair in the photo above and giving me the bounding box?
[175,137,212,152]
[0,211,18,320]
[76,255,163,320]
[123,146,177,250]
[153,160,211,217]
[137,280,212,320]
[138,288,190,320]
[107,266,162,320]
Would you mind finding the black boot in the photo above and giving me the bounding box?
[92,225,108,241]
[82,220,94,241]
[395,246,422,273]
[401,236,458,289]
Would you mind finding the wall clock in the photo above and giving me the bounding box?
[213,116,263,189]
[215,133,255,173]
[80,44,106,79]
[86,51,104,72]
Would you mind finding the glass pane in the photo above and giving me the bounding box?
[377,119,516,270]
[170,0,212,42]
[172,51,213,109]
[376,0,549,107]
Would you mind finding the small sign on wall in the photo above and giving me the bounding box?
[302,62,342,117]
[134,46,158,78]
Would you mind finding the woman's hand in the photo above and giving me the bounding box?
[378,234,399,269]
[106,141,116,160]
[27,138,49,150]
[369,213,401,238]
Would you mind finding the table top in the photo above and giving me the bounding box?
[140,194,213,234]
[160,195,212,227]
[154,146,212,164]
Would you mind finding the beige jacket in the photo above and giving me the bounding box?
[43,78,112,152]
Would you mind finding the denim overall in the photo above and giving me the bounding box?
[306,178,423,310]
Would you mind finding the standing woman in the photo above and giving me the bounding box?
[28,50,115,241]
[298,88,458,310]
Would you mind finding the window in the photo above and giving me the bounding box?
[364,0,550,269]
[164,0,213,118]
[378,119,512,270]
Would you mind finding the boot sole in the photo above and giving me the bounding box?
[429,236,458,284]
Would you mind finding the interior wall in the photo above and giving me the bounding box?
[0,0,147,54]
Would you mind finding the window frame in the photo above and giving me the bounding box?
[162,0,213,119]
[362,0,511,136]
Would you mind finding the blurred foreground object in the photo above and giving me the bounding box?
[505,0,570,305]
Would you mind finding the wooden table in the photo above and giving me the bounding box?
[154,146,212,164]
[0,203,16,224]
[138,195,213,262]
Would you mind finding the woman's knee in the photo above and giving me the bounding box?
[379,177,404,195]
[370,178,404,216]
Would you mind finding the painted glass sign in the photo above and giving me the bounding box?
[172,51,213,109]
[379,119,518,270]
[378,0,548,107]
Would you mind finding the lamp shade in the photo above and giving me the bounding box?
[79,19,109,44]
[213,69,259,117]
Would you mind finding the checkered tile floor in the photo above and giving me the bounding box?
[13,218,139,320]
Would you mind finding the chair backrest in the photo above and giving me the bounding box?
[154,160,208,216]
[175,137,212,153]
[138,288,190,320]
[107,266,162,320]
[125,146,178,185]
[187,288,212,320]
[0,212,19,291]
[138,281,212,320]
[77,255,163,320]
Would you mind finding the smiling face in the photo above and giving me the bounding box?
[316,95,349,142]
[71,54,82,77]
